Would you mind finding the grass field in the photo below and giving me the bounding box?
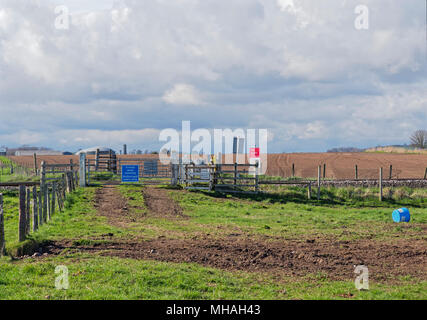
[0,183,426,300]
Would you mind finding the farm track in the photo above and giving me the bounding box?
[40,185,427,282]
[93,185,134,228]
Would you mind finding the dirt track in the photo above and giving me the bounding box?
[42,185,427,282]
[46,237,427,282]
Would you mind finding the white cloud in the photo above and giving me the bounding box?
[0,0,425,152]
[163,84,203,106]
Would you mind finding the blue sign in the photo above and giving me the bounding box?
[122,165,139,182]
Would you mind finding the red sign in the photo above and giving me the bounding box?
[250,148,260,158]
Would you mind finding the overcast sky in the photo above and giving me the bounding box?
[0,0,426,153]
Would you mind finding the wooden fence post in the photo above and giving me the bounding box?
[70,172,74,192]
[26,188,31,235]
[379,167,383,202]
[0,194,5,256]
[317,165,321,200]
[18,185,26,242]
[355,165,358,180]
[61,174,66,198]
[389,165,393,180]
[43,184,48,223]
[56,185,63,212]
[323,164,326,179]
[292,163,295,177]
[424,167,427,180]
[74,172,78,188]
[33,153,38,175]
[307,182,312,200]
[32,186,38,232]
[234,163,238,186]
[255,162,259,192]
[79,153,86,187]
[47,185,51,221]
[65,173,71,193]
[40,161,47,223]
[38,186,43,226]
[51,182,56,216]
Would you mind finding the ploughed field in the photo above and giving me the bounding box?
[7,152,427,179]
[265,153,427,179]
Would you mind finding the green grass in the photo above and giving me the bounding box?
[118,185,147,216]
[0,253,425,300]
[156,189,426,241]
[1,188,122,255]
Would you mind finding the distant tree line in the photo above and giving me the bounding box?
[327,147,365,153]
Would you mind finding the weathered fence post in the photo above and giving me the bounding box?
[18,185,27,242]
[79,153,86,187]
[307,182,312,200]
[74,171,78,188]
[0,194,5,256]
[389,165,393,180]
[379,167,383,202]
[234,163,238,186]
[26,188,31,235]
[185,164,188,187]
[56,184,63,212]
[43,184,48,223]
[355,165,358,180]
[292,163,295,177]
[33,153,38,175]
[40,161,47,223]
[47,185,51,221]
[255,162,259,192]
[65,172,71,193]
[323,164,326,179]
[317,165,321,200]
[51,182,56,216]
[32,186,38,232]
[170,164,177,186]
[62,174,66,199]
[424,167,427,180]
[38,186,43,226]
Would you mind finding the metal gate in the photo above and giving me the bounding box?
[85,157,172,185]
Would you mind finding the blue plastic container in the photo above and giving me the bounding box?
[392,208,411,223]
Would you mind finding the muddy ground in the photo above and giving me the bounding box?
[39,185,427,282]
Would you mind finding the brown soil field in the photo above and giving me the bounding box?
[7,154,159,169]
[7,152,427,179]
[265,153,427,179]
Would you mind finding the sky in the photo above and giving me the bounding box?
[0,0,426,153]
